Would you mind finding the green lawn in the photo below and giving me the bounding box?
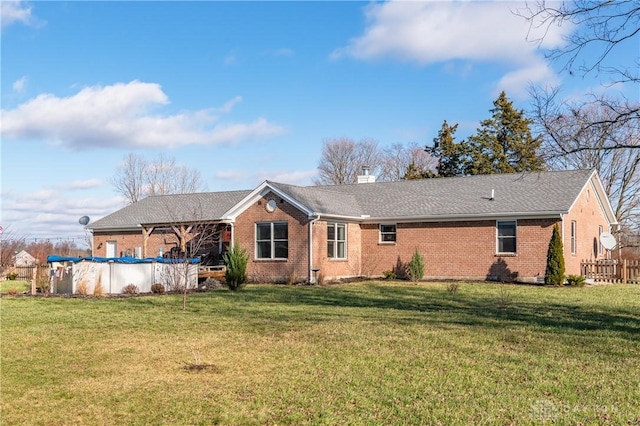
[0,280,29,294]
[1,281,639,425]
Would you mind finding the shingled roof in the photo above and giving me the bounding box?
[89,169,613,230]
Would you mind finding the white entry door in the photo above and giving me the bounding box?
[106,241,117,258]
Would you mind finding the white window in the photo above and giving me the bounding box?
[598,225,603,256]
[379,224,397,243]
[256,222,288,259]
[571,221,577,255]
[496,221,516,254]
[327,223,346,259]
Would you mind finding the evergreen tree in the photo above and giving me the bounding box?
[465,91,546,175]
[408,248,425,283]
[545,223,565,286]
[403,161,436,180]
[426,120,467,177]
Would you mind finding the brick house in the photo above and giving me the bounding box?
[88,169,617,283]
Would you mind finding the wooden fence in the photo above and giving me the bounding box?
[580,259,640,284]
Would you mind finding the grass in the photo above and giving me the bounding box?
[0,279,30,294]
[1,281,639,425]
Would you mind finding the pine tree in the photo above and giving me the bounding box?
[426,120,467,178]
[465,91,546,175]
[545,223,565,285]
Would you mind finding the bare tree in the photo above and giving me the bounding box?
[379,142,437,181]
[531,88,640,231]
[0,229,26,275]
[157,201,225,310]
[314,137,384,185]
[110,153,147,204]
[518,1,640,136]
[111,153,205,204]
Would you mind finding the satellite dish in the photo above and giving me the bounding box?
[79,216,90,226]
[600,232,616,250]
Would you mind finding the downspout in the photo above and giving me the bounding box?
[309,214,320,283]
[560,214,565,257]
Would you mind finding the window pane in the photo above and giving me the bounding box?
[274,241,288,258]
[381,234,395,242]
[380,224,395,233]
[273,223,288,239]
[257,241,271,258]
[327,242,334,258]
[337,224,346,240]
[498,222,516,237]
[257,223,271,240]
[499,238,516,253]
[337,241,345,258]
[327,225,335,241]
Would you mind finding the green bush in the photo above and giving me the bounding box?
[382,270,396,280]
[545,223,565,286]
[6,272,18,280]
[223,244,249,291]
[408,248,425,283]
[566,274,586,287]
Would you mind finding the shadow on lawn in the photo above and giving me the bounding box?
[224,283,640,340]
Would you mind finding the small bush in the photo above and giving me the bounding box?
[316,272,325,285]
[93,279,106,297]
[446,282,460,294]
[6,272,18,280]
[151,283,165,294]
[566,274,586,287]
[383,270,396,280]
[408,248,425,283]
[7,287,19,295]
[76,281,89,296]
[37,278,51,297]
[122,284,139,294]
[223,244,249,291]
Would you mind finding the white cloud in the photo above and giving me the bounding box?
[333,0,572,95]
[54,179,104,191]
[214,169,317,186]
[1,189,124,239]
[1,1,42,30]
[0,80,287,149]
[12,76,27,94]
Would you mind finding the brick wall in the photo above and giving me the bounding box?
[563,179,612,275]
[234,192,312,282]
[360,218,558,282]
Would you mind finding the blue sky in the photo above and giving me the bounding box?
[1,1,635,242]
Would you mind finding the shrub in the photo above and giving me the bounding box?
[76,281,89,296]
[408,248,425,283]
[383,270,396,280]
[6,272,17,280]
[93,278,106,297]
[566,274,586,287]
[37,278,51,297]
[7,287,19,295]
[223,244,249,291]
[151,283,165,294]
[122,284,139,294]
[545,223,565,286]
[446,282,460,294]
